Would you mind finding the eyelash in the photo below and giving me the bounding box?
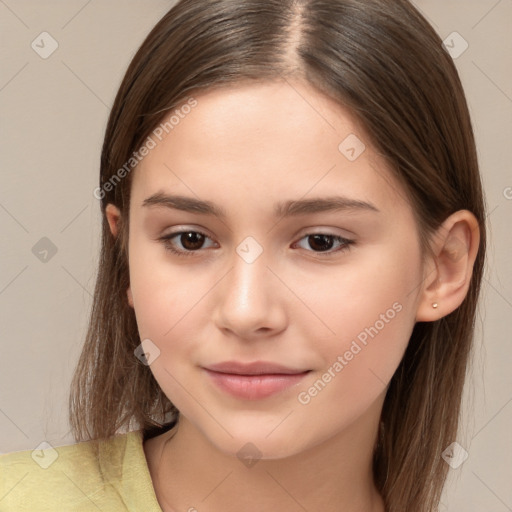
[158,230,354,258]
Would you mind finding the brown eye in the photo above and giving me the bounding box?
[307,234,335,252]
[159,230,215,257]
[178,232,206,250]
[294,233,354,255]
[159,230,354,258]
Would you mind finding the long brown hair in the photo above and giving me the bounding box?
[69,1,486,510]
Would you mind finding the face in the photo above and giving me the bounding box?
[122,79,425,458]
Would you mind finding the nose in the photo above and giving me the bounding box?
[213,245,288,340]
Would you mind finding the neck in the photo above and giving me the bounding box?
[145,401,386,512]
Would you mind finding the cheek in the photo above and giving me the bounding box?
[299,242,421,390]
[294,283,416,441]
[302,243,419,338]
[128,259,205,412]
[127,235,204,338]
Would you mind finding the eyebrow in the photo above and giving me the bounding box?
[142,192,380,218]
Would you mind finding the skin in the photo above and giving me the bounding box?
[106,79,480,512]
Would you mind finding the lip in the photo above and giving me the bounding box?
[205,360,309,375]
[202,361,311,400]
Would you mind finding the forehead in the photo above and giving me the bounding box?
[131,79,411,217]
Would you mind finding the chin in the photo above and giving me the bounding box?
[218,433,306,462]
[197,416,318,462]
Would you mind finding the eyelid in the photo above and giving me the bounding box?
[294,225,356,239]
[162,224,214,236]
[162,225,354,240]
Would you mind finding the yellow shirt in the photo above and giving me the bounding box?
[0,429,163,511]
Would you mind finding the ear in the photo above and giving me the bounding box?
[415,210,480,322]
[105,203,121,238]
[127,287,134,308]
[105,203,134,308]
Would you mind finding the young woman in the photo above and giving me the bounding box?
[0,1,486,511]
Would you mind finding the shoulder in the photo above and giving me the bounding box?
[0,430,162,511]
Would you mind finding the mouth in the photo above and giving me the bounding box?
[202,361,312,400]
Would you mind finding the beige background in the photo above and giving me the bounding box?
[0,1,511,510]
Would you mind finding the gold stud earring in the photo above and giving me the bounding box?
[432,302,438,309]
